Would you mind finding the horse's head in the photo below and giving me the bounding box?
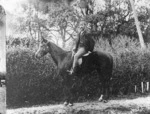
[35,38,49,59]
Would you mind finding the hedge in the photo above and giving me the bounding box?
[6,36,150,108]
[7,48,63,108]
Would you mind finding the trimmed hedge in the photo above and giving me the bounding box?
[7,36,150,108]
[7,48,63,108]
[97,36,150,95]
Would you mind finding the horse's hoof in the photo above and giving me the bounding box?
[64,101,68,106]
[64,102,73,106]
[68,103,73,106]
[98,98,103,102]
[103,100,108,103]
[99,98,108,103]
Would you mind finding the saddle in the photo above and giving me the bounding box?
[78,51,91,66]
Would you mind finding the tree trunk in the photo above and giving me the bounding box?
[62,34,66,48]
[60,28,66,48]
[129,0,146,49]
[0,5,6,74]
[62,40,65,48]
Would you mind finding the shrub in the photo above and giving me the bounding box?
[97,36,150,95]
[7,48,63,108]
[6,36,150,108]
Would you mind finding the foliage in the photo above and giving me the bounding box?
[6,0,150,49]
[6,36,38,50]
[108,36,150,95]
[96,36,149,95]
[6,48,63,108]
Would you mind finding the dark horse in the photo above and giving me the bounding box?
[35,38,113,106]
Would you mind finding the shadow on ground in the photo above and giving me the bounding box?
[7,95,150,114]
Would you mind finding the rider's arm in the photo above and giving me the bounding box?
[73,33,80,52]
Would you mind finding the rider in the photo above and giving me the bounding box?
[68,22,101,75]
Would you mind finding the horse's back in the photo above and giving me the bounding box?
[82,51,112,69]
[89,51,113,74]
[95,51,113,67]
[89,51,113,64]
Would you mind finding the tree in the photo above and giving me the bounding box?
[6,0,150,49]
[129,0,146,49]
[33,1,81,48]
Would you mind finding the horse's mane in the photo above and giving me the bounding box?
[48,41,71,55]
[47,41,72,65]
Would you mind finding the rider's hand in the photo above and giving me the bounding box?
[72,50,75,57]
[72,48,76,57]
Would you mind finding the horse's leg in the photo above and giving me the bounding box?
[99,76,111,103]
[69,87,76,106]
[63,87,76,106]
[98,79,105,102]
[104,70,112,102]
[103,80,110,103]
[69,79,80,106]
[98,71,108,102]
[64,89,74,106]
[106,79,111,99]
[98,72,104,101]
[63,86,69,105]
[63,77,75,106]
[63,82,73,106]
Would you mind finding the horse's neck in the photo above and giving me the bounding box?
[48,42,71,66]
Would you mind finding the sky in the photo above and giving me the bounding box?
[0,0,149,15]
[0,11,6,73]
[0,0,26,12]
[0,0,123,13]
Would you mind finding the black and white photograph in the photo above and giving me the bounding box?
[0,0,150,113]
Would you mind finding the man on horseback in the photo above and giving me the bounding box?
[68,22,101,75]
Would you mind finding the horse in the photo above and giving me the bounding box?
[35,37,113,106]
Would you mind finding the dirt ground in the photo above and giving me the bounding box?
[6,95,150,114]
